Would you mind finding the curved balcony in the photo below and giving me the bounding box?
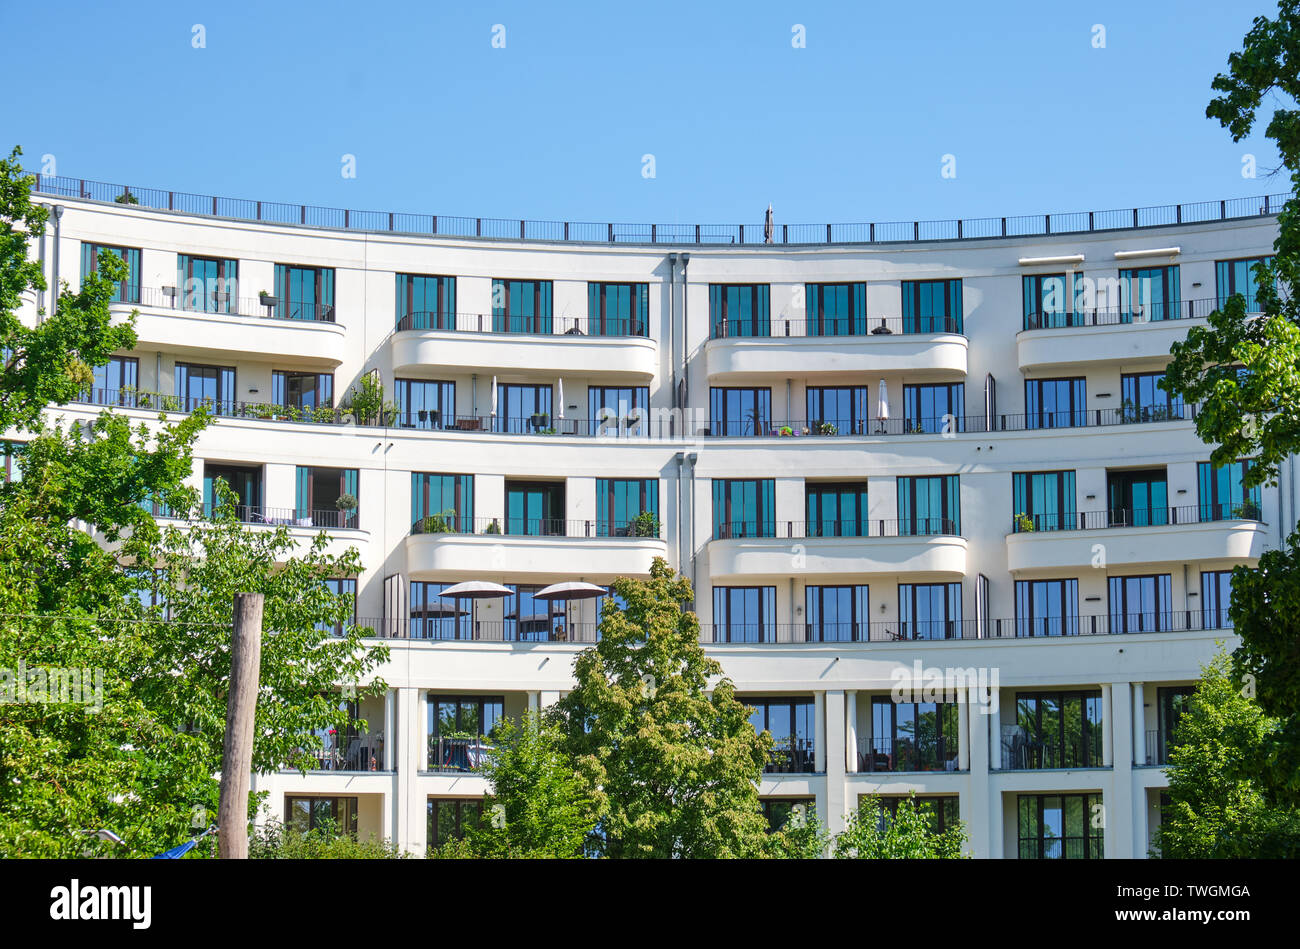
[705,319,967,383]
[1016,300,1213,373]
[708,524,967,581]
[405,519,666,580]
[118,289,345,368]
[1005,506,1267,573]
[391,314,656,380]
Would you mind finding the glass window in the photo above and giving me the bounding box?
[805,585,868,642]
[1022,272,1085,329]
[81,242,140,304]
[274,263,335,321]
[806,386,869,436]
[710,386,771,437]
[1107,468,1168,526]
[897,583,962,641]
[1198,459,1260,521]
[411,473,474,533]
[394,378,455,430]
[903,383,965,434]
[1121,371,1182,423]
[1014,579,1079,637]
[492,279,553,333]
[318,578,357,637]
[712,478,775,539]
[1156,686,1196,765]
[177,254,237,313]
[286,795,358,837]
[761,799,816,833]
[272,371,333,412]
[1200,569,1233,629]
[1216,256,1275,312]
[1120,265,1180,321]
[804,283,866,336]
[497,383,553,434]
[505,584,569,642]
[411,581,474,641]
[896,475,960,535]
[709,284,770,338]
[1108,574,1174,633]
[1017,793,1104,859]
[712,586,777,643]
[89,355,139,406]
[901,279,962,333]
[396,273,456,330]
[296,466,359,527]
[746,697,815,772]
[505,481,564,536]
[869,698,960,772]
[805,482,868,538]
[1012,470,1076,532]
[1008,692,1104,770]
[596,478,658,536]
[1025,377,1086,429]
[589,385,650,436]
[203,463,262,520]
[587,282,649,336]
[175,362,236,415]
[427,799,483,849]
[869,796,961,834]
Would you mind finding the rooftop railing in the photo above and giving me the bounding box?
[28,173,1289,246]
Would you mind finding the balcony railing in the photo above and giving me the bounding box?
[123,285,337,322]
[777,517,960,539]
[1022,297,1218,330]
[287,728,387,772]
[427,736,494,772]
[765,738,817,773]
[856,736,961,773]
[1000,726,1104,770]
[202,505,358,529]
[710,315,962,339]
[395,311,648,337]
[700,610,1235,644]
[1011,502,1263,533]
[411,515,661,538]
[1144,730,1177,766]
[32,173,1286,245]
[359,617,602,643]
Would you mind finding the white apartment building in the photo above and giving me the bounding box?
[21,176,1291,858]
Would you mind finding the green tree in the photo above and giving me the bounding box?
[551,557,773,858]
[1152,651,1300,858]
[1160,3,1300,813]
[428,712,598,858]
[833,795,968,859]
[249,819,408,859]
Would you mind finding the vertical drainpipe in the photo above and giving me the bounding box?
[686,451,698,609]
[675,452,685,576]
[680,253,691,413]
[50,205,64,320]
[668,254,678,421]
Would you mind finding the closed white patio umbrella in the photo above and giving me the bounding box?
[876,379,890,433]
[490,375,498,418]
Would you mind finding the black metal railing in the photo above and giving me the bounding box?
[31,173,1287,246]
[1145,729,1177,766]
[287,727,388,772]
[410,515,661,538]
[1000,726,1104,771]
[395,311,648,337]
[710,315,963,339]
[204,505,359,529]
[1011,502,1263,533]
[857,736,961,773]
[1022,297,1217,330]
[427,736,494,772]
[123,285,337,322]
[356,617,602,643]
[778,517,959,538]
[765,738,817,774]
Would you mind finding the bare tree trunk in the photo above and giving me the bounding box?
[218,593,263,859]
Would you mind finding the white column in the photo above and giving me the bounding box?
[845,691,858,773]
[966,684,991,859]
[814,691,827,774]
[1108,680,1135,858]
[988,692,1002,771]
[1132,683,1146,766]
[396,687,424,855]
[527,690,540,717]
[1101,684,1113,767]
[383,689,395,772]
[957,686,970,771]
[824,691,847,834]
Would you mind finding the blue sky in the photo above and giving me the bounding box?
[1,1,1286,227]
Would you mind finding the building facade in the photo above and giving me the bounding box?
[21,179,1290,858]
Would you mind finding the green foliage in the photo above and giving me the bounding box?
[761,807,831,859]
[249,819,408,859]
[629,510,660,537]
[1014,511,1036,533]
[1153,651,1300,858]
[833,796,968,859]
[345,374,396,427]
[420,509,458,533]
[551,557,773,858]
[439,714,599,858]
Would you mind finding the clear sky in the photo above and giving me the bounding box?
[0,1,1287,228]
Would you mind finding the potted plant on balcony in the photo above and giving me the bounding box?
[160,394,181,412]
[630,511,661,537]
[778,425,795,437]
[483,519,502,534]
[258,288,278,308]
[335,493,358,528]
[421,509,458,534]
[1015,512,1036,533]
[816,421,838,436]
[313,404,337,423]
